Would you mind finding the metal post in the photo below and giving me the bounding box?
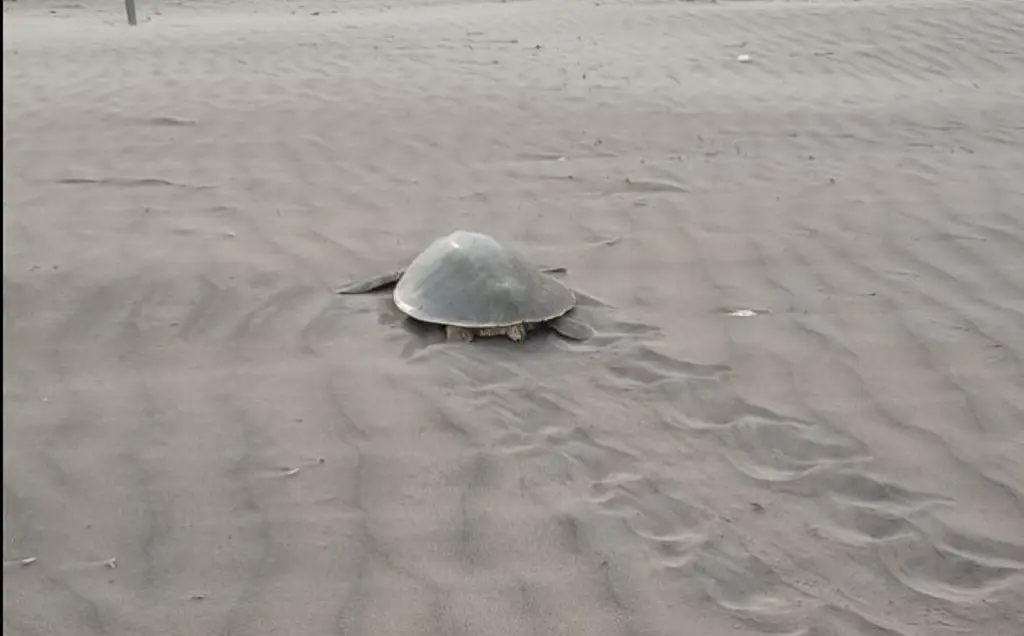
[125,0,137,26]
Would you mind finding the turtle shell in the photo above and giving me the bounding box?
[393,231,576,328]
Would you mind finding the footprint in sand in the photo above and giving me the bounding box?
[650,380,871,487]
[605,344,731,389]
[720,415,872,484]
[818,472,954,545]
[688,526,812,633]
[588,475,713,567]
[879,521,1024,604]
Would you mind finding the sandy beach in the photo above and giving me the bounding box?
[4,0,1023,634]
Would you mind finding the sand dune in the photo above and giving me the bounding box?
[4,0,1024,634]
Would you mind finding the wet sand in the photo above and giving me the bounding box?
[4,0,1024,634]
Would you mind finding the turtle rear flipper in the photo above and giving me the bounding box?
[549,316,593,341]
[335,270,405,294]
[445,325,476,342]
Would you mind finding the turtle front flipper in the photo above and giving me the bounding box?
[549,316,594,341]
[335,269,405,294]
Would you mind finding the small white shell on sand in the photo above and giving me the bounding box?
[727,308,771,317]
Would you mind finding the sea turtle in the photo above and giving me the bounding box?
[335,230,594,343]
